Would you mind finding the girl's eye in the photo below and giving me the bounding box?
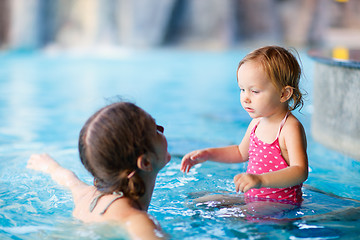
[251,90,259,94]
[157,125,164,134]
[240,88,245,92]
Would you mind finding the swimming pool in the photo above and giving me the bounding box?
[0,48,359,239]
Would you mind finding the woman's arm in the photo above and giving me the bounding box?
[27,153,90,202]
[28,154,166,239]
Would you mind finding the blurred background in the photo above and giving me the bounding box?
[0,0,360,51]
[1,1,360,239]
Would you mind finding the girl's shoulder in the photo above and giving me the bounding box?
[248,118,261,131]
[283,114,304,131]
[243,118,261,139]
[280,113,306,141]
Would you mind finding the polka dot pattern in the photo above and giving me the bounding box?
[245,117,302,203]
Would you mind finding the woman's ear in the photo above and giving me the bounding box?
[137,154,153,172]
[280,86,293,103]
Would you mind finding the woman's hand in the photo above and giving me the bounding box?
[27,153,60,174]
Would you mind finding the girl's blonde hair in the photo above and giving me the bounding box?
[237,46,304,111]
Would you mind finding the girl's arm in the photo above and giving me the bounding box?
[27,153,90,202]
[234,117,308,192]
[180,119,258,173]
[180,145,243,173]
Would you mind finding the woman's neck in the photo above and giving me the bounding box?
[136,173,157,212]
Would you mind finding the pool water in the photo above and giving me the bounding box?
[0,48,360,239]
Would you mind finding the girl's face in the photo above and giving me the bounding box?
[237,61,285,119]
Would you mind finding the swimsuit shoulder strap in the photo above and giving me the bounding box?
[89,192,105,212]
[251,118,262,133]
[99,192,124,215]
[276,112,290,139]
[89,191,124,215]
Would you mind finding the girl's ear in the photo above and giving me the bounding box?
[280,86,293,103]
[137,154,153,172]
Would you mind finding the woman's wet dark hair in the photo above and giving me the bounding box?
[78,102,156,200]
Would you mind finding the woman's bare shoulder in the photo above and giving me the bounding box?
[124,211,165,239]
[105,201,165,239]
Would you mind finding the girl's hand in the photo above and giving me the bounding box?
[27,153,60,174]
[234,173,263,193]
[180,150,209,173]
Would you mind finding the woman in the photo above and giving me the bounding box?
[27,102,171,239]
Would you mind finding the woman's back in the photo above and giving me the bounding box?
[73,186,141,223]
[28,153,165,239]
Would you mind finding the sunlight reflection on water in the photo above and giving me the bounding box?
[0,49,359,239]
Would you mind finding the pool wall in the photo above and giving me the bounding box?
[309,49,360,160]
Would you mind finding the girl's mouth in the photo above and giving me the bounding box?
[245,107,254,113]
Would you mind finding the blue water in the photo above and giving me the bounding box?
[0,48,360,239]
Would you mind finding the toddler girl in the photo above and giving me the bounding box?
[181,46,308,206]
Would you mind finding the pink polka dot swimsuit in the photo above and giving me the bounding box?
[245,113,303,204]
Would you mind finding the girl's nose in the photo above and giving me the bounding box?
[241,92,250,103]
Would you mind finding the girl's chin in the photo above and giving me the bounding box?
[247,111,257,116]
